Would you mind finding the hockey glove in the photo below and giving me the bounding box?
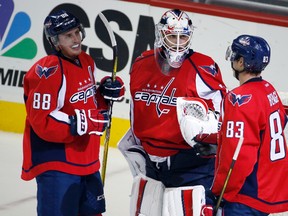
[201,205,213,216]
[205,189,224,216]
[205,189,218,205]
[194,143,217,158]
[180,110,219,148]
[70,109,109,136]
[193,133,218,158]
[99,76,125,101]
[180,115,203,147]
[194,133,218,145]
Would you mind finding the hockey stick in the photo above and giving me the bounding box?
[98,12,118,185]
[214,136,244,215]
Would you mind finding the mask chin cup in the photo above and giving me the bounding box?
[154,48,174,75]
[165,49,187,68]
[154,48,188,76]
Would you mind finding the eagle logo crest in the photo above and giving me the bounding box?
[35,64,58,79]
[199,64,217,76]
[228,92,252,107]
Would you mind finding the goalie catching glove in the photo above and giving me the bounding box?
[99,76,125,101]
[177,97,219,147]
[177,97,219,157]
[69,109,109,136]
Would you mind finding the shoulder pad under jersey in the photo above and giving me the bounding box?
[33,55,61,79]
[135,50,154,61]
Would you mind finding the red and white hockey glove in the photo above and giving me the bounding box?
[99,76,125,101]
[70,109,109,136]
[179,110,219,148]
[194,133,218,145]
[193,133,218,158]
[201,205,214,216]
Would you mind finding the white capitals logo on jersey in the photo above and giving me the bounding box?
[134,77,177,117]
[69,85,97,104]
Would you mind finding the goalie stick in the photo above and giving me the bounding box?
[214,136,244,215]
[98,12,118,185]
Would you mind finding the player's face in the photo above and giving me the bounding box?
[232,58,244,71]
[164,33,190,52]
[58,28,82,59]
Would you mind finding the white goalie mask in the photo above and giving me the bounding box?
[155,9,194,69]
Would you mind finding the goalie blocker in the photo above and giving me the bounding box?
[117,128,146,177]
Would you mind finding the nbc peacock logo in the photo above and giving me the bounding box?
[0,0,37,59]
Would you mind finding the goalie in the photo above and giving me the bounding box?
[118,9,227,216]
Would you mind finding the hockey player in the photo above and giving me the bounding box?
[119,9,227,215]
[21,10,125,216]
[211,35,288,215]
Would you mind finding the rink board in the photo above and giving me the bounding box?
[0,100,129,148]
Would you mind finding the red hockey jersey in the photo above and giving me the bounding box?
[22,51,107,181]
[130,50,227,157]
[212,77,288,213]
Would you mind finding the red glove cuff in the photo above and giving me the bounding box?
[194,133,218,145]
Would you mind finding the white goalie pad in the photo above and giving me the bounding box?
[130,174,165,216]
[162,185,206,216]
[117,128,146,177]
[177,97,219,147]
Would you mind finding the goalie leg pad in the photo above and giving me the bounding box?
[130,174,165,216]
[162,185,206,216]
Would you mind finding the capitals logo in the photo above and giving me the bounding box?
[228,92,252,107]
[35,64,58,79]
[0,0,37,59]
[199,64,218,76]
[239,36,250,46]
[134,78,177,117]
